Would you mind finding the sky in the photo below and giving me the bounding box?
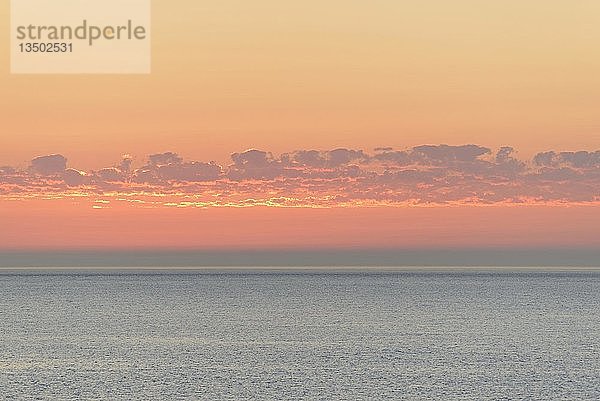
[0,1,599,257]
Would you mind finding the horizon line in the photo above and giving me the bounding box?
[2,249,599,268]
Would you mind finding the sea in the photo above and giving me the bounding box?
[0,268,599,400]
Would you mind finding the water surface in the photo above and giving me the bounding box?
[0,269,599,400]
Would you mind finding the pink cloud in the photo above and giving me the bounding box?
[1,145,598,206]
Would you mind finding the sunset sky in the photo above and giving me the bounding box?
[1,1,599,256]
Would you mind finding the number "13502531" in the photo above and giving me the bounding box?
[19,43,73,53]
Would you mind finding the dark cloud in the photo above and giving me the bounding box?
[231,149,272,168]
[132,167,157,184]
[327,148,369,167]
[282,150,325,168]
[119,156,133,173]
[2,145,599,205]
[228,149,283,180]
[30,154,67,175]
[282,148,369,168]
[534,150,600,169]
[0,166,16,175]
[148,152,183,166]
[158,162,222,182]
[372,144,493,170]
[63,169,88,187]
[496,147,516,163]
[373,149,412,165]
[129,153,224,184]
[413,144,491,163]
[97,167,125,182]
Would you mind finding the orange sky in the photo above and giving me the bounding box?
[2,199,599,251]
[1,1,599,253]
[1,1,600,169]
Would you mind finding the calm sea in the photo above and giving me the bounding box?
[0,269,599,400]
